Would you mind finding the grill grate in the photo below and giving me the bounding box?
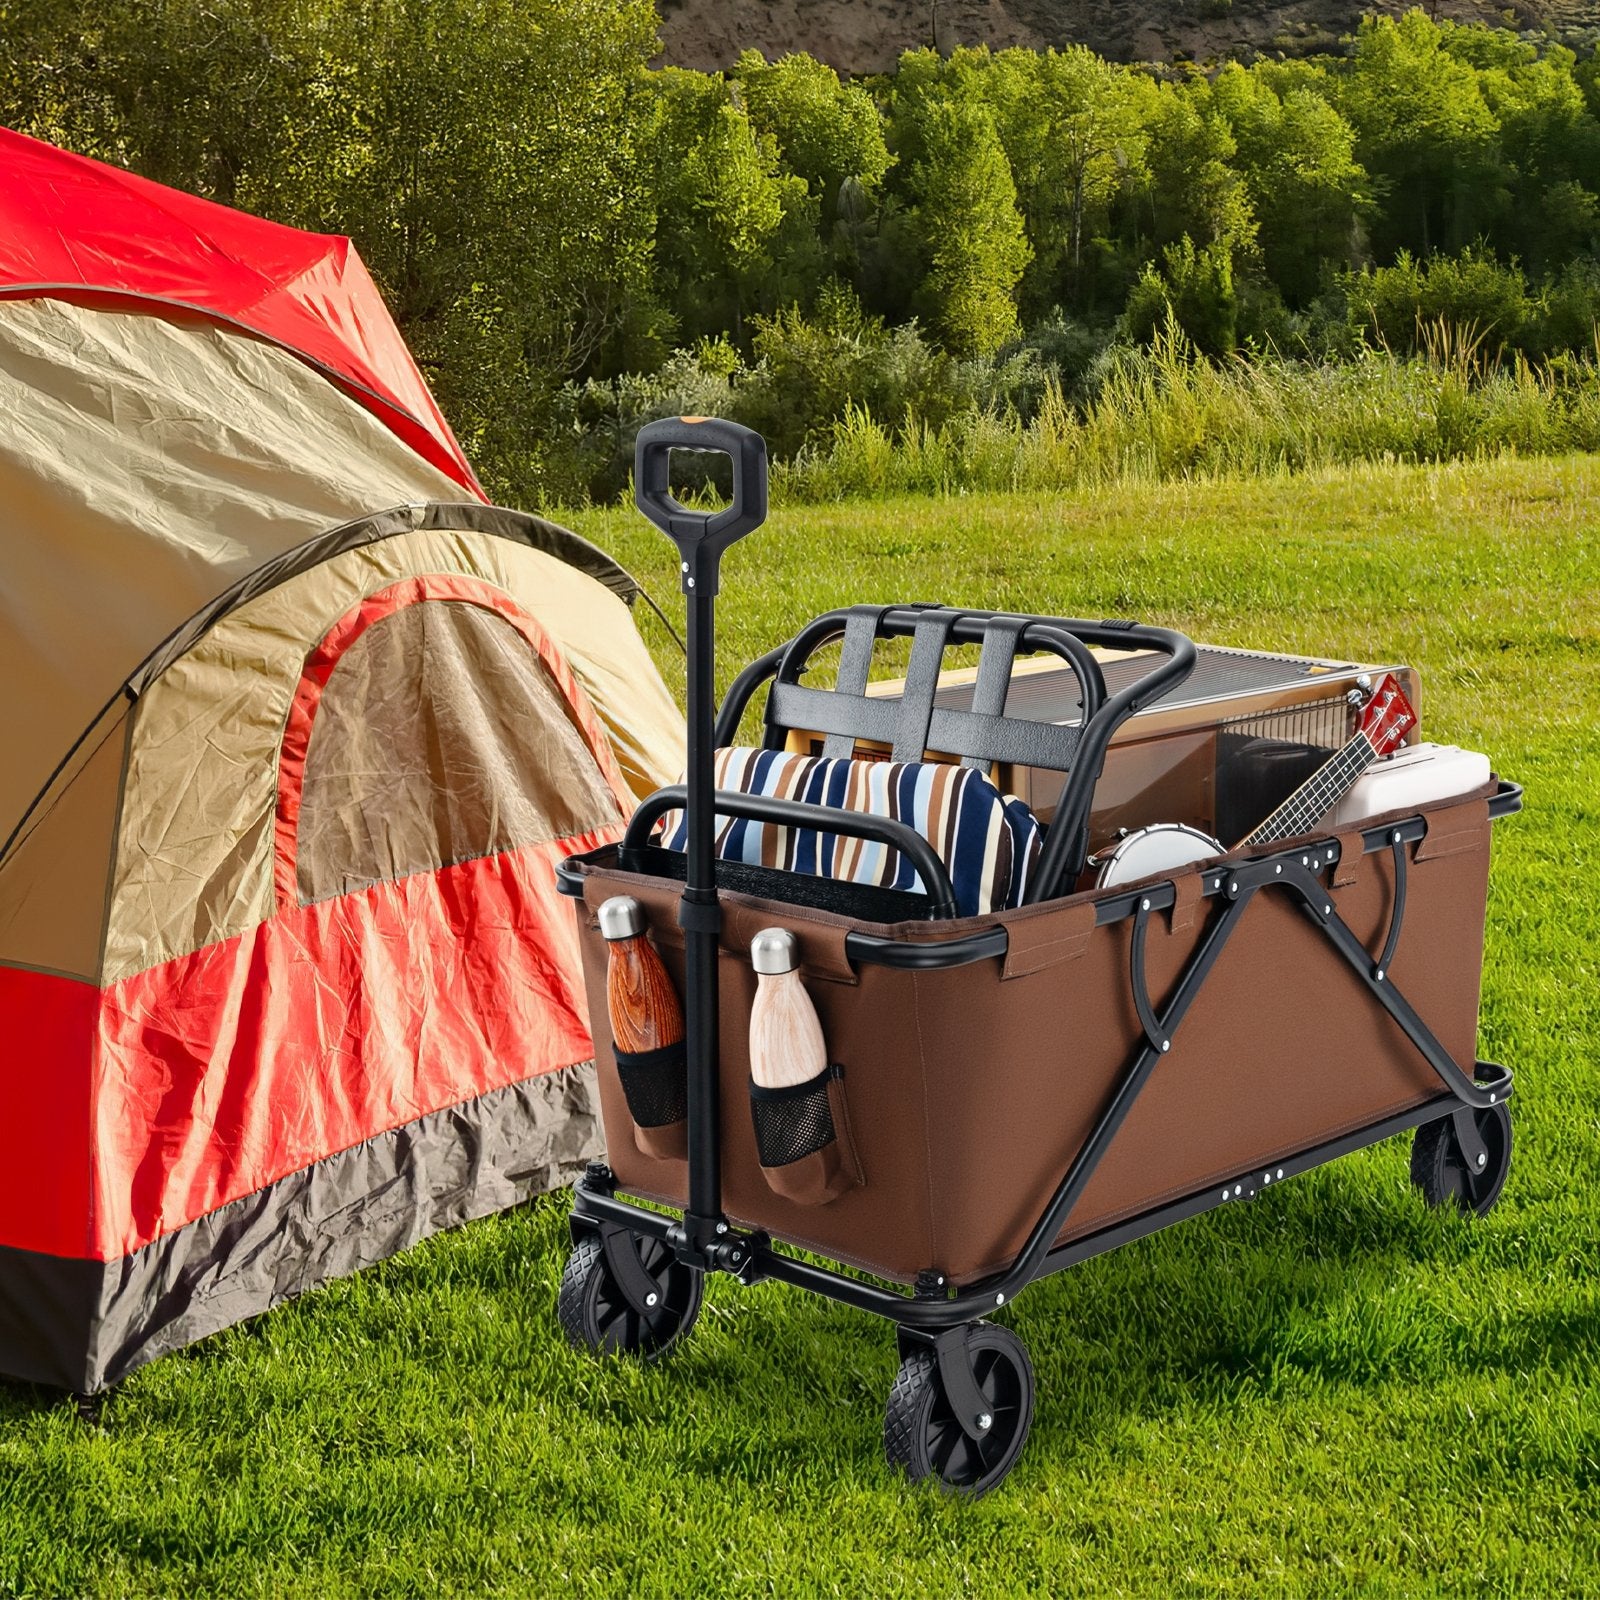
[925,644,1358,723]
[1217,694,1355,752]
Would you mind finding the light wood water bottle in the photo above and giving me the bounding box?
[599,896,687,1159]
[747,928,854,1202]
[748,928,827,1090]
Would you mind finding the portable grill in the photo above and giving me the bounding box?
[555,418,1521,1495]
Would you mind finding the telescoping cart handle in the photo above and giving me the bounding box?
[635,416,769,596]
[634,416,770,1261]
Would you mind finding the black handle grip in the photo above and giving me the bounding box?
[624,785,961,920]
[635,418,768,588]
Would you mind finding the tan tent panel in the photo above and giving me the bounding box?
[0,702,128,979]
[103,523,680,981]
[0,302,682,985]
[0,299,479,834]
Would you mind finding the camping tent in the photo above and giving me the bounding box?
[0,128,682,1392]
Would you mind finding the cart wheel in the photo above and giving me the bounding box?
[884,1324,1034,1496]
[558,1232,702,1361]
[1410,1102,1512,1217]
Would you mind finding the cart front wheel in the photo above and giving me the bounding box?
[1410,1102,1512,1217]
[884,1323,1034,1496]
[558,1231,702,1360]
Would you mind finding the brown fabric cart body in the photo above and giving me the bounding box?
[572,784,1495,1286]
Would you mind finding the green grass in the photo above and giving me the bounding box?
[759,336,1600,506]
[6,455,1598,1596]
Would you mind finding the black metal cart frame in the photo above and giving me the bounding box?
[557,417,1520,1492]
[561,782,1520,1328]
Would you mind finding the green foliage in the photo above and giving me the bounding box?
[12,6,1600,502]
[771,332,1600,501]
[1338,12,1502,258]
[1142,76,1257,257]
[1212,63,1368,305]
[644,69,817,342]
[734,50,891,224]
[543,289,1092,503]
[983,46,1155,317]
[1533,259,1600,355]
[1123,236,1239,356]
[318,0,661,500]
[896,87,1032,357]
[1344,248,1532,353]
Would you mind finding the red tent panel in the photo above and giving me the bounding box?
[0,126,483,497]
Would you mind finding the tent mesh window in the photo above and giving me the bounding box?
[294,599,623,904]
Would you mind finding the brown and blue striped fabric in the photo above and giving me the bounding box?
[657,747,1043,918]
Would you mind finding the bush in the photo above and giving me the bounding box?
[1344,248,1532,354]
[1122,236,1239,357]
[1528,260,1600,358]
[770,331,1600,503]
[540,293,1126,501]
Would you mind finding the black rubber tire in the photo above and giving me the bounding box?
[1410,1102,1512,1217]
[883,1324,1034,1496]
[557,1231,703,1361]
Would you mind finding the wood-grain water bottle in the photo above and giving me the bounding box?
[747,928,855,1204]
[748,928,826,1090]
[598,896,687,1159]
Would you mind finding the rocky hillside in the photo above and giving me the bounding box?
[656,0,1594,74]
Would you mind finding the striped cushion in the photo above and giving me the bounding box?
[657,747,1042,918]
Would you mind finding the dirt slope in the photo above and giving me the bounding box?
[656,0,1585,74]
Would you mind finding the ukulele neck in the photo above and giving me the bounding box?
[1239,732,1378,848]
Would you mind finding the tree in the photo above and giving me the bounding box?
[1339,12,1501,258]
[644,69,816,342]
[900,93,1031,356]
[734,51,892,225]
[1140,76,1256,258]
[1468,44,1600,273]
[307,0,660,497]
[0,0,329,211]
[1213,63,1368,305]
[982,46,1154,314]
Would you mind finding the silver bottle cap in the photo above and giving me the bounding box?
[597,895,645,942]
[750,927,799,976]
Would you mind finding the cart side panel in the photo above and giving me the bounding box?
[915,790,1494,1281]
[571,786,1495,1287]
[574,865,942,1280]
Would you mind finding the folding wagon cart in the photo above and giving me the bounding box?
[556,419,1520,1495]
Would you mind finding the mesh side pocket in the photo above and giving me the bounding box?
[750,1069,838,1166]
[615,1040,688,1160]
[749,1065,859,1206]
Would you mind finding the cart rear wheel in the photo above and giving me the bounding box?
[1410,1102,1512,1217]
[884,1324,1034,1496]
[558,1231,702,1361]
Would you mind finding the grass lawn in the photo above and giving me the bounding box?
[4,456,1597,1596]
